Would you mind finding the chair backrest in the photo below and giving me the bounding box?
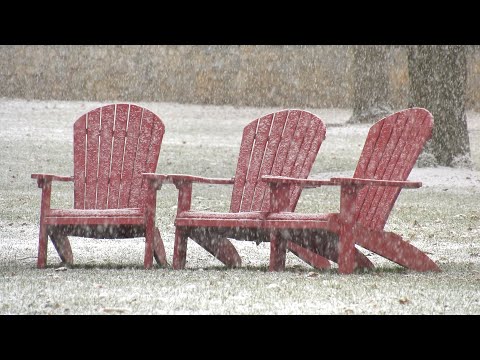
[73,104,165,209]
[230,109,326,213]
[353,107,433,230]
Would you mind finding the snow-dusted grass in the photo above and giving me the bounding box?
[1,98,479,314]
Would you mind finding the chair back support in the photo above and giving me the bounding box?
[230,109,326,213]
[73,104,165,209]
[353,108,433,230]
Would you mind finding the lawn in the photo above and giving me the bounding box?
[0,98,479,314]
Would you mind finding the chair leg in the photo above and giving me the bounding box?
[308,236,375,270]
[287,241,331,269]
[153,227,168,267]
[338,225,356,274]
[190,233,242,268]
[269,231,287,271]
[355,228,441,272]
[50,233,73,265]
[37,223,48,269]
[173,227,188,270]
[144,222,155,270]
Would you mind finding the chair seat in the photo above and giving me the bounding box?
[176,210,333,229]
[176,210,267,228]
[45,208,144,225]
[266,212,331,221]
[265,212,334,230]
[178,210,267,220]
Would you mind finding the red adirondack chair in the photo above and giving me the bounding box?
[144,109,373,271]
[262,108,441,274]
[31,104,168,269]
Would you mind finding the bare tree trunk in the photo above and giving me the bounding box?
[408,45,471,167]
[348,45,392,124]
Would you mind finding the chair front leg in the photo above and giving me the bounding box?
[37,179,52,268]
[269,230,287,271]
[172,181,193,269]
[338,185,359,274]
[173,226,189,269]
[267,182,291,271]
[144,181,159,269]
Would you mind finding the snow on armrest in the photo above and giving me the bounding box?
[143,173,235,189]
[330,177,422,188]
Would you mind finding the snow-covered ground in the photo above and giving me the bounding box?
[0,98,479,314]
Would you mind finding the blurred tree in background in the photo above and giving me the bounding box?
[348,45,393,124]
[408,45,471,168]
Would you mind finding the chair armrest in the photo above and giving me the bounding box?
[142,173,234,213]
[31,173,74,181]
[330,177,422,188]
[143,173,235,190]
[31,173,74,188]
[261,175,334,188]
[260,176,333,212]
[261,175,422,189]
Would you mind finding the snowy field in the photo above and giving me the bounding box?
[0,98,479,314]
